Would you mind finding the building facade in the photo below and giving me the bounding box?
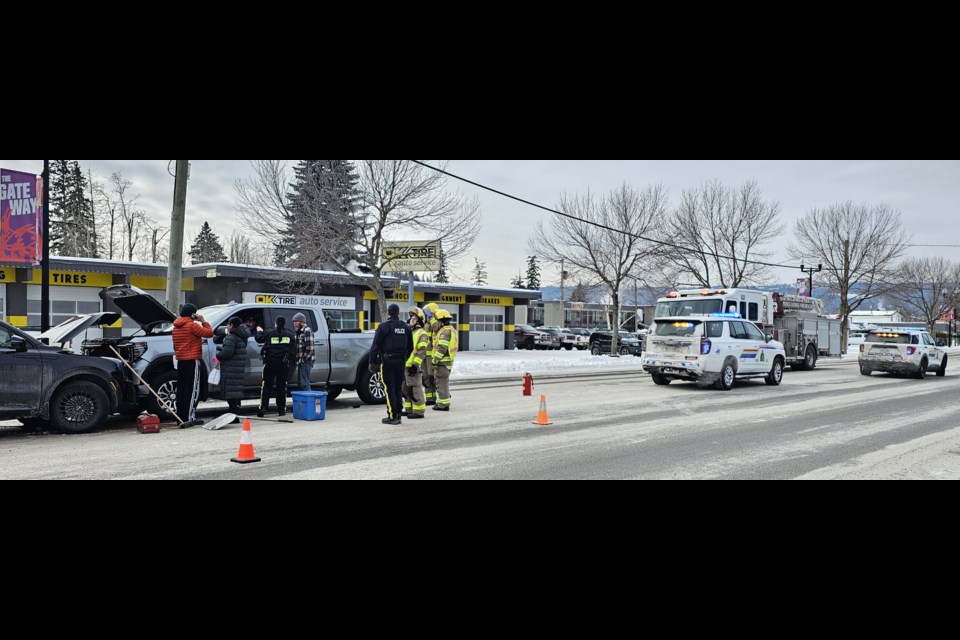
[0,258,540,351]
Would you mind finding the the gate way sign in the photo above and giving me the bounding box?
[382,241,440,271]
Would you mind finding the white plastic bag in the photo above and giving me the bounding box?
[207,367,221,385]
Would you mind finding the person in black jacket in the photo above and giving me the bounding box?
[256,316,297,417]
[216,316,250,423]
[369,303,413,425]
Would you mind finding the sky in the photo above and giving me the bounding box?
[3,160,959,288]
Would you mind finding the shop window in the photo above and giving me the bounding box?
[28,299,101,328]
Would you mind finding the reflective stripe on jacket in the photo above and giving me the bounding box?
[406,327,430,367]
[433,325,458,366]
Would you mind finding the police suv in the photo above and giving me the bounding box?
[858,328,947,378]
[642,313,786,390]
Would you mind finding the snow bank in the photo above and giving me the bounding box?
[452,349,645,379]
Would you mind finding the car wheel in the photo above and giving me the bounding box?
[50,380,109,434]
[524,338,534,350]
[800,345,817,370]
[860,365,872,376]
[916,359,928,379]
[937,354,947,377]
[619,346,630,356]
[147,370,179,420]
[591,345,601,356]
[651,374,671,385]
[356,366,386,405]
[765,357,784,386]
[325,386,343,400]
[564,344,573,350]
[715,361,736,391]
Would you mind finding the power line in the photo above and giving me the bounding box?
[411,160,803,271]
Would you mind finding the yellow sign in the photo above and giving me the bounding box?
[131,276,167,290]
[440,294,465,304]
[382,241,441,271]
[22,270,113,287]
[364,290,425,302]
[479,296,513,306]
[0,267,13,282]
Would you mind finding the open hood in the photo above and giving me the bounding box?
[37,312,121,346]
[99,284,177,331]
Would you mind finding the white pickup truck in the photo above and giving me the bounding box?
[79,285,384,416]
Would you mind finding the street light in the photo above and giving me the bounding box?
[799,263,821,298]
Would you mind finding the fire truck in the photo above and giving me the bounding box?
[654,288,842,369]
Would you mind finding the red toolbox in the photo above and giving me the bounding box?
[136,413,161,434]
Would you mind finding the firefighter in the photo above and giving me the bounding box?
[256,316,297,417]
[402,306,430,419]
[422,302,441,405]
[431,309,458,411]
[370,303,413,425]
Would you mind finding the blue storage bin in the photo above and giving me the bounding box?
[291,391,327,421]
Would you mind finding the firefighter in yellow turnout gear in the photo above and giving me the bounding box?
[431,309,458,411]
[422,302,440,405]
[401,307,430,419]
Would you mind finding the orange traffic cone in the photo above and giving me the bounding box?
[532,394,553,425]
[231,419,262,464]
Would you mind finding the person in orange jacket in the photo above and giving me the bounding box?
[172,303,214,426]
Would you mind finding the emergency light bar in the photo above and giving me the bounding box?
[711,312,742,318]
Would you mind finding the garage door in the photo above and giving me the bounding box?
[469,304,504,351]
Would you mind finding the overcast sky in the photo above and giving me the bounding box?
[3,160,958,288]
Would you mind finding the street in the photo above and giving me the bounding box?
[2,359,960,479]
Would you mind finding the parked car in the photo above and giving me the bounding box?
[515,324,549,350]
[81,285,384,417]
[537,327,563,350]
[858,327,947,378]
[0,318,137,433]
[642,314,786,390]
[588,330,643,356]
[559,328,587,350]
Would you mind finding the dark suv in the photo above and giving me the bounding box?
[588,330,643,356]
[0,318,136,433]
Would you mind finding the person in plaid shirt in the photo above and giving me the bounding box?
[292,312,315,391]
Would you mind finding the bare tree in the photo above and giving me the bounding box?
[227,230,253,264]
[530,183,668,354]
[788,201,910,351]
[234,160,291,252]
[235,160,482,319]
[885,257,960,335]
[662,179,783,287]
[96,182,119,260]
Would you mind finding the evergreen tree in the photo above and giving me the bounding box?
[526,255,541,290]
[472,257,488,286]
[49,160,96,257]
[510,271,526,289]
[570,282,588,302]
[279,160,361,267]
[436,249,449,283]
[189,222,228,264]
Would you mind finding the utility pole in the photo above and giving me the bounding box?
[41,160,50,332]
[800,262,821,298]
[559,259,566,327]
[166,160,189,313]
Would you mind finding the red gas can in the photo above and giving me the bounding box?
[136,413,161,434]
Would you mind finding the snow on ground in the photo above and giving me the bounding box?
[452,348,644,380]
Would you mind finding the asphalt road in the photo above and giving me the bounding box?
[3,360,959,479]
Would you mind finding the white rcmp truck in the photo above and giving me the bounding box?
[653,288,842,370]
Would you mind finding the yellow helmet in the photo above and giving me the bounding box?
[424,302,440,318]
[408,306,426,324]
[434,309,452,321]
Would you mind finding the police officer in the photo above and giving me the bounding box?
[370,303,413,425]
[256,316,297,417]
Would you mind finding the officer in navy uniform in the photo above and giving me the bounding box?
[256,316,297,417]
[370,303,414,425]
